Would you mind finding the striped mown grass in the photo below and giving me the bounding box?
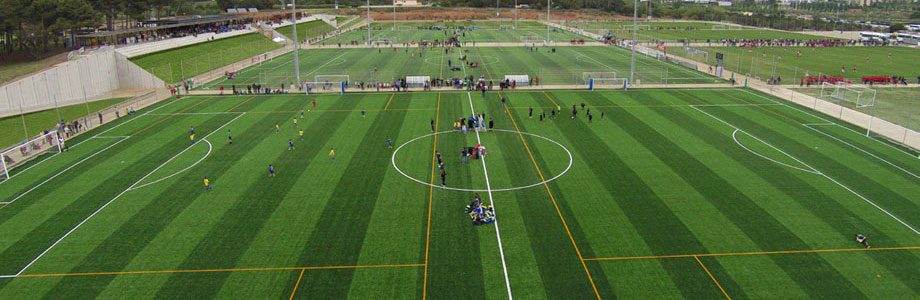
[0,87,918,299]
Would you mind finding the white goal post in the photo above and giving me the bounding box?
[582,71,617,84]
[519,35,542,43]
[406,76,430,86]
[2,130,62,179]
[315,75,350,84]
[711,24,743,30]
[504,75,530,85]
[621,24,651,30]
[820,82,877,108]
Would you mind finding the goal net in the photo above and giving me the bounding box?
[2,130,62,180]
[583,71,617,84]
[711,24,743,30]
[405,76,430,86]
[820,82,876,108]
[499,25,515,30]
[315,75,350,85]
[621,24,651,30]
[504,75,530,85]
[396,25,413,31]
[589,77,628,88]
[519,35,542,43]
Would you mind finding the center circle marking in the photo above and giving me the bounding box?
[391,129,573,192]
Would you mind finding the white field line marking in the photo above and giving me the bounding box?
[302,52,349,79]
[0,98,180,184]
[466,92,513,299]
[691,105,920,235]
[4,137,130,205]
[693,103,782,107]
[129,139,213,191]
[804,124,920,179]
[740,89,919,159]
[91,136,131,139]
[0,202,10,205]
[9,112,245,277]
[732,129,819,175]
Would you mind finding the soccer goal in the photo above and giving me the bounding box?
[519,35,542,43]
[582,71,617,84]
[820,82,877,108]
[711,24,743,30]
[406,76,430,86]
[504,75,530,85]
[2,130,61,179]
[499,25,515,30]
[396,25,413,31]
[621,24,651,30]
[315,75,350,86]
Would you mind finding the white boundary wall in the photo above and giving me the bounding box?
[0,49,164,118]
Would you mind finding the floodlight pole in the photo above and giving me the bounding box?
[367,0,371,44]
[630,0,638,86]
[393,2,396,31]
[546,0,550,42]
[514,0,518,28]
[291,0,300,87]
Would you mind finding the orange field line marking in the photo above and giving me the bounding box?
[131,97,212,137]
[541,91,560,108]
[227,95,257,112]
[583,246,920,261]
[15,263,424,278]
[694,255,732,300]
[422,93,441,300]
[534,91,602,300]
[288,268,306,300]
[383,93,395,110]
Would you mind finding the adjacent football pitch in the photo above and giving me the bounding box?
[2,86,920,298]
[320,21,587,45]
[564,21,830,42]
[197,45,718,91]
[794,87,920,132]
[670,45,920,83]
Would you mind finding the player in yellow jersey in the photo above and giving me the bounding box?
[275,124,280,133]
[329,148,335,161]
[299,129,304,140]
[203,177,211,191]
[293,118,298,127]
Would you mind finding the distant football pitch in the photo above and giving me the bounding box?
[322,21,586,44]
[1,85,919,299]
[197,45,719,91]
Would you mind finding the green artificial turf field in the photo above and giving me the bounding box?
[196,45,717,91]
[1,85,919,298]
[130,33,283,84]
[794,87,920,132]
[276,19,337,42]
[669,45,920,83]
[320,21,587,45]
[0,97,129,148]
[565,21,831,42]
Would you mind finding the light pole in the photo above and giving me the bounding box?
[289,0,300,87]
[514,0,518,28]
[546,0,550,42]
[367,0,371,44]
[630,0,638,86]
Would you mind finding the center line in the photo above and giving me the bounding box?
[466,91,513,299]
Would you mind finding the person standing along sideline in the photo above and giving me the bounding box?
[228,130,233,145]
[461,148,468,164]
[488,119,494,131]
[529,106,533,118]
[431,119,435,132]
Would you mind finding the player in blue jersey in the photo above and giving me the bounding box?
[268,164,275,177]
[387,138,393,149]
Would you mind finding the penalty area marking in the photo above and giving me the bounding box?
[732,129,820,175]
[422,54,501,67]
[129,139,213,191]
[391,129,573,192]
